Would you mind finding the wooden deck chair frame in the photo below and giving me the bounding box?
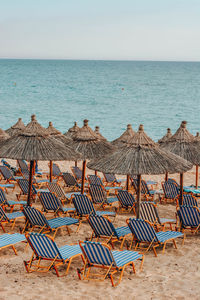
[177,206,200,234]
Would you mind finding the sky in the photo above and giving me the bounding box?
[0,0,200,61]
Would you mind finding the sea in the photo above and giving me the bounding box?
[0,59,199,141]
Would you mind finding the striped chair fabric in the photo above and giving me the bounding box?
[52,163,62,177]
[71,166,83,180]
[1,159,16,174]
[178,206,200,227]
[140,202,176,225]
[88,175,103,186]
[48,182,66,201]
[63,172,80,188]
[18,160,29,173]
[162,181,179,200]
[0,206,24,222]
[168,178,180,188]
[18,179,37,195]
[0,166,15,181]
[131,178,155,196]
[182,194,198,207]
[72,194,115,217]
[104,173,118,184]
[0,233,26,249]
[0,189,26,207]
[88,215,130,239]
[89,184,118,205]
[39,191,75,214]
[117,190,135,208]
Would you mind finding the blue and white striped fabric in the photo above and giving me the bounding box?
[48,183,66,201]
[0,165,15,181]
[156,231,183,243]
[117,190,135,208]
[23,206,48,227]
[88,215,130,239]
[52,164,62,177]
[0,189,26,206]
[178,206,200,227]
[88,175,103,186]
[112,250,142,268]
[47,217,78,229]
[39,192,75,214]
[182,194,198,207]
[18,179,37,195]
[0,206,24,221]
[82,241,115,266]
[162,181,179,200]
[71,166,82,180]
[89,184,118,205]
[63,172,80,187]
[140,202,159,223]
[0,233,26,248]
[0,183,15,188]
[104,173,118,184]
[58,244,81,260]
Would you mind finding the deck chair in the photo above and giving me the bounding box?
[0,189,26,212]
[103,173,122,186]
[176,194,198,208]
[71,166,83,181]
[140,202,176,230]
[78,241,144,287]
[17,178,43,201]
[24,232,82,277]
[48,182,77,204]
[0,206,25,232]
[39,192,75,215]
[0,165,22,183]
[127,218,184,256]
[177,206,200,234]
[0,233,26,255]
[72,194,116,224]
[1,159,16,174]
[89,184,118,209]
[87,215,131,249]
[22,206,79,238]
[117,190,135,213]
[20,169,50,188]
[62,172,80,189]
[131,178,155,200]
[88,175,122,193]
[49,163,62,179]
[161,181,179,203]
[17,159,29,174]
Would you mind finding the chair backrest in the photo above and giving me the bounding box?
[62,172,79,187]
[88,215,118,238]
[0,165,14,181]
[89,184,106,204]
[39,192,63,212]
[0,206,8,221]
[71,166,82,180]
[1,159,16,173]
[103,173,117,184]
[168,178,180,188]
[0,189,8,206]
[140,202,160,224]
[18,160,29,172]
[80,241,115,266]
[88,175,103,186]
[131,178,148,194]
[48,182,65,200]
[73,194,95,216]
[162,181,179,199]
[52,163,62,177]
[26,233,63,259]
[182,194,198,207]
[18,179,37,195]
[117,190,135,207]
[127,218,158,242]
[178,206,200,227]
[23,205,48,227]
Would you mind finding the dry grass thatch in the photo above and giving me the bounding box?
[5,118,26,136]
[64,122,80,138]
[87,124,193,175]
[0,128,10,142]
[158,128,172,144]
[0,115,80,161]
[112,124,135,147]
[47,121,62,136]
[71,120,114,160]
[160,121,199,165]
[94,126,107,141]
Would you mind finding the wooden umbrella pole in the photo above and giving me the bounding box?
[196,165,199,189]
[81,160,86,194]
[33,160,36,176]
[50,160,53,183]
[126,175,130,191]
[75,161,77,167]
[136,174,141,219]
[179,173,184,205]
[27,160,34,206]
[95,170,98,176]
[165,172,168,182]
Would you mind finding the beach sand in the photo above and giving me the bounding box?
[0,161,199,300]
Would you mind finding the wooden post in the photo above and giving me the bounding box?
[95,170,98,176]
[179,173,184,206]
[27,160,34,206]
[33,160,36,176]
[136,174,141,219]
[196,165,199,189]
[75,161,77,167]
[165,172,168,182]
[81,160,86,194]
[126,175,130,191]
[49,160,53,183]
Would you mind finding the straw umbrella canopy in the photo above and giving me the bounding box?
[64,121,80,138]
[158,128,172,144]
[160,121,200,189]
[0,128,10,144]
[112,124,135,147]
[94,126,107,141]
[71,119,115,193]
[5,118,26,136]
[195,132,200,141]
[0,115,80,205]
[88,124,192,217]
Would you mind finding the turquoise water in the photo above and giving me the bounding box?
[0,59,199,141]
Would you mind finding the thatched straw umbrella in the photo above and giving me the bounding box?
[71,119,114,193]
[0,115,80,205]
[160,121,200,193]
[64,122,80,138]
[195,132,200,141]
[5,118,25,136]
[158,128,173,181]
[0,128,10,143]
[88,124,192,217]
[94,126,107,141]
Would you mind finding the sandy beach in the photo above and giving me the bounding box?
[0,161,199,300]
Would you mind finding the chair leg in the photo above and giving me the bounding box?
[172,239,177,249]
[12,245,18,255]
[162,242,166,254]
